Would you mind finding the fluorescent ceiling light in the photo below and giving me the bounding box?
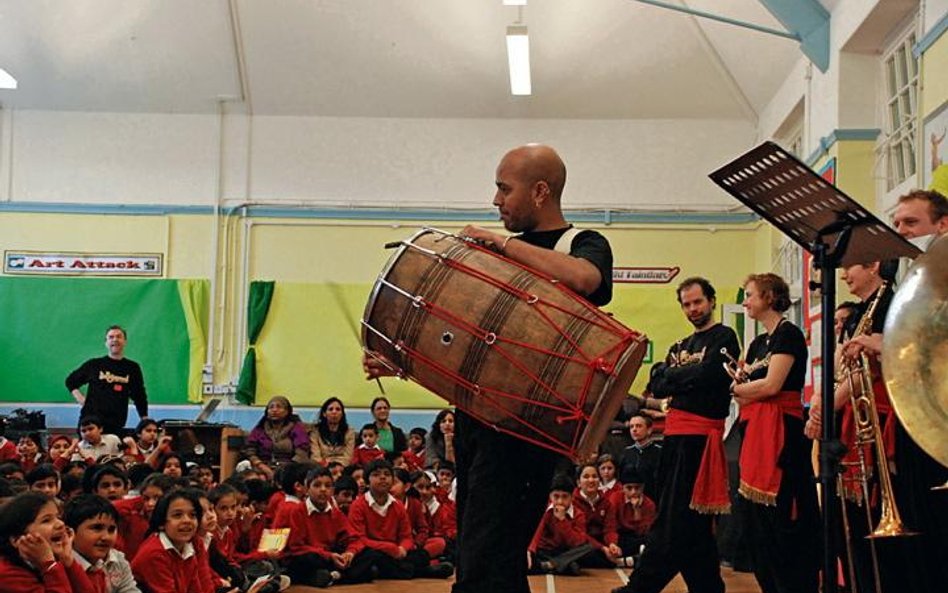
[0,68,16,90]
[506,25,531,96]
[503,0,527,5]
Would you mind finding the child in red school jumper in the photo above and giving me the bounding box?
[347,459,453,580]
[233,478,278,565]
[528,474,596,576]
[194,490,228,591]
[26,465,60,499]
[0,428,18,462]
[130,488,216,593]
[351,425,385,467]
[271,462,311,526]
[412,470,457,559]
[597,454,622,498]
[434,462,456,503]
[573,462,621,568]
[57,475,83,504]
[332,476,358,516]
[402,428,427,472]
[88,465,129,502]
[17,434,47,474]
[609,467,656,567]
[392,468,446,562]
[46,437,71,470]
[132,418,161,463]
[0,491,96,593]
[198,488,281,593]
[341,465,365,494]
[157,452,185,479]
[326,461,344,482]
[209,484,242,562]
[275,465,377,587]
[112,473,176,561]
[64,494,139,593]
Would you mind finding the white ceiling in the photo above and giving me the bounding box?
[0,0,808,120]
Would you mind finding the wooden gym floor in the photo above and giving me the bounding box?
[286,566,761,592]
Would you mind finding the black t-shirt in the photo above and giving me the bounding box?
[648,323,740,419]
[512,226,613,306]
[65,355,148,431]
[743,319,808,393]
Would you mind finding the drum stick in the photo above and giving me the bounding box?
[327,282,385,394]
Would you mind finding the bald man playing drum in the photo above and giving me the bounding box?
[365,144,613,593]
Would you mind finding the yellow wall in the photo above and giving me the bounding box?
[247,220,760,404]
[836,140,876,212]
[922,31,948,119]
[1,210,761,406]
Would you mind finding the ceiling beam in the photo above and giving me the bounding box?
[632,0,830,73]
[756,0,830,72]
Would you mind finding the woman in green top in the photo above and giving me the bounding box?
[367,396,407,454]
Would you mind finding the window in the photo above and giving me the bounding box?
[881,26,919,190]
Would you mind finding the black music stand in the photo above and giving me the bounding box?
[708,141,920,593]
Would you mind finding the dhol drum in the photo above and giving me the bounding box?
[362,228,647,461]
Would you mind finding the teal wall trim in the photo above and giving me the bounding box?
[914,11,948,58]
[0,201,760,225]
[758,0,831,72]
[804,129,880,167]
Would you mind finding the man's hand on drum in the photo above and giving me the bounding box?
[362,351,398,380]
[459,225,507,252]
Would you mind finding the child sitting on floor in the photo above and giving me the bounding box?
[64,494,139,593]
[351,425,385,467]
[276,465,376,588]
[528,474,595,576]
[347,459,453,580]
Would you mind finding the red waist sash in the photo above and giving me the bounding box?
[839,376,895,504]
[738,391,803,506]
[664,408,730,514]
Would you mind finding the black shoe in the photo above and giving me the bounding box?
[424,562,455,579]
[312,569,333,588]
[611,585,634,593]
[556,561,581,576]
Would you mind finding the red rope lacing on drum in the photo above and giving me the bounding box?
[391,241,642,460]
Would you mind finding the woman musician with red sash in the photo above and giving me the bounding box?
[731,273,820,593]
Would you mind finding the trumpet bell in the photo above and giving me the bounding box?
[882,234,948,469]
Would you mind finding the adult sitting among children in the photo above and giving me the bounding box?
[309,397,356,466]
[241,396,310,479]
[364,397,407,455]
[425,409,456,470]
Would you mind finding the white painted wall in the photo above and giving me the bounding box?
[757,0,913,154]
[0,109,755,211]
[925,0,948,34]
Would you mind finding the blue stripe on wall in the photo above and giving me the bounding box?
[0,202,759,225]
[0,403,439,434]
